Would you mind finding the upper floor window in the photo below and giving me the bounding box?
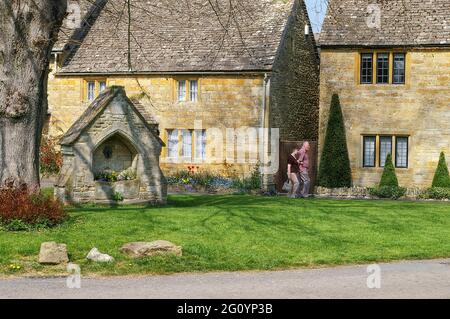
[376,53,389,84]
[177,80,186,102]
[393,53,406,84]
[189,80,198,102]
[99,81,107,93]
[360,52,407,85]
[177,79,199,102]
[87,81,96,102]
[360,53,373,84]
[85,79,107,102]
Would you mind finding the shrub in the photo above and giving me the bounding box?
[318,93,352,188]
[432,152,450,188]
[39,134,63,176]
[95,168,136,182]
[369,186,407,200]
[370,154,406,200]
[379,154,399,187]
[232,163,261,192]
[0,182,66,229]
[419,187,450,200]
[112,192,124,202]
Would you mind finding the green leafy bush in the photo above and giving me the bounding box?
[369,186,407,200]
[95,168,136,182]
[419,187,450,200]
[112,192,124,202]
[432,152,450,188]
[318,93,352,188]
[232,163,261,192]
[379,154,399,187]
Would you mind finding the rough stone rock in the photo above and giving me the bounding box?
[38,242,69,265]
[86,247,115,263]
[120,240,182,258]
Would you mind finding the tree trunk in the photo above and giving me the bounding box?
[0,0,67,188]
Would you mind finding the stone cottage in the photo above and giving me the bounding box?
[55,86,166,204]
[48,0,319,190]
[318,0,450,188]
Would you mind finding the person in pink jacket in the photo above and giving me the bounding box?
[297,142,311,197]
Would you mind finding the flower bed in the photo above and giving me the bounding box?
[166,166,261,195]
[314,186,434,200]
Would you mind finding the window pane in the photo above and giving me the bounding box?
[190,80,198,102]
[361,53,373,84]
[177,80,186,102]
[87,81,95,101]
[396,137,408,168]
[195,130,206,160]
[182,130,192,159]
[393,53,405,84]
[99,81,107,92]
[167,129,178,158]
[377,53,389,84]
[363,136,376,167]
[379,136,392,167]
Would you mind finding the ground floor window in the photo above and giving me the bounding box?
[167,129,179,159]
[195,130,206,161]
[363,136,376,167]
[166,129,206,161]
[395,137,409,168]
[362,135,409,168]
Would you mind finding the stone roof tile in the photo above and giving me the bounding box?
[319,0,450,47]
[59,0,295,73]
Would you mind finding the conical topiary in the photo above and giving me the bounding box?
[379,154,398,187]
[318,93,352,188]
[432,152,450,188]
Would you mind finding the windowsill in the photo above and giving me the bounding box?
[359,83,406,86]
[361,167,410,170]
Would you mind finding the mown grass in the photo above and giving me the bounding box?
[1,194,450,276]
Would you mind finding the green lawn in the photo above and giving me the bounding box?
[1,194,450,276]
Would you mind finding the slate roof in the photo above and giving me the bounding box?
[319,0,450,47]
[58,0,295,73]
[54,0,102,51]
[60,86,162,146]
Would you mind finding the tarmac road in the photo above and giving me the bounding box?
[1,258,450,299]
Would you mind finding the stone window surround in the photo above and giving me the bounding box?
[174,78,200,103]
[361,134,410,169]
[164,128,206,163]
[83,78,108,102]
[357,51,408,86]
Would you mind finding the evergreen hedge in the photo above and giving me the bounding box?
[317,93,352,188]
[379,154,399,187]
[432,152,450,188]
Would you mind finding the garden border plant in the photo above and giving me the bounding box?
[317,93,352,188]
[166,163,262,194]
[0,180,67,231]
[369,154,406,200]
[419,152,450,200]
